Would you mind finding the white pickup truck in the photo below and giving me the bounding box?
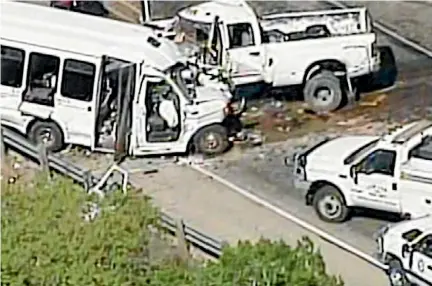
[143,0,381,113]
[288,120,432,223]
[374,215,432,286]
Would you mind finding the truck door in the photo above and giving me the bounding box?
[409,234,432,285]
[224,22,266,86]
[133,75,184,154]
[351,149,401,213]
[52,55,99,148]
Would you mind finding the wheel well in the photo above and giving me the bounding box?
[306,180,346,205]
[303,60,347,83]
[187,123,226,153]
[385,252,402,265]
[26,118,63,138]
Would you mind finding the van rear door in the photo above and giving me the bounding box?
[53,53,100,148]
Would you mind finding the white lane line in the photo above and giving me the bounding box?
[189,163,389,270]
[325,0,432,58]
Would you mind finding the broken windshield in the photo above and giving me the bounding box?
[169,65,193,100]
[173,16,212,55]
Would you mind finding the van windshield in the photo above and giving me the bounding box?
[169,65,192,100]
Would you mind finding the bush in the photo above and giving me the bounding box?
[1,174,343,286]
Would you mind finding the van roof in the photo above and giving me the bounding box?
[1,1,183,70]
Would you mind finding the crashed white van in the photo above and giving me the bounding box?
[0,1,241,157]
[143,0,381,113]
[374,215,432,286]
[288,120,432,223]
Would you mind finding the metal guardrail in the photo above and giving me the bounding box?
[1,126,223,259]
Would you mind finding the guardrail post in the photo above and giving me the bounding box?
[175,218,190,260]
[0,128,6,164]
[37,144,50,180]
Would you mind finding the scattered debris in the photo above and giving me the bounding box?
[359,94,387,107]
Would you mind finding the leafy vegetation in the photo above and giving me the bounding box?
[1,174,343,286]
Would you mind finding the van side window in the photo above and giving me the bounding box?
[61,59,96,102]
[24,52,60,106]
[1,46,25,87]
[227,23,255,48]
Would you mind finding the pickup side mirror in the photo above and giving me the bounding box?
[350,165,356,178]
[401,243,412,258]
[350,165,360,184]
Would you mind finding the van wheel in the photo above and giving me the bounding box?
[304,71,343,113]
[313,185,350,223]
[194,125,229,156]
[387,259,409,286]
[28,121,64,152]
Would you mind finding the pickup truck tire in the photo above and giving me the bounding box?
[387,259,410,286]
[313,185,349,223]
[28,121,64,152]
[194,125,229,156]
[304,71,342,113]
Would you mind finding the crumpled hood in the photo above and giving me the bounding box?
[307,136,378,166]
[193,86,230,104]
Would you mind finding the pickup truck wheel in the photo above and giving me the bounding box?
[313,185,349,223]
[388,259,409,286]
[28,121,64,152]
[304,71,342,113]
[194,125,229,156]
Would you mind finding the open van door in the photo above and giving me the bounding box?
[114,65,135,163]
[131,70,185,156]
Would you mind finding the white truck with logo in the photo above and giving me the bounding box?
[1,1,241,157]
[142,0,381,113]
[288,120,432,223]
[374,215,432,286]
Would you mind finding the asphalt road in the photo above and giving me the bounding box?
[196,0,432,259]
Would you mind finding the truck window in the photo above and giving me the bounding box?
[24,52,60,106]
[227,23,255,48]
[414,235,432,258]
[1,45,25,88]
[359,149,396,176]
[402,229,423,242]
[409,136,432,160]
[61,59,96,102]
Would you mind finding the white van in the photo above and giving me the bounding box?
[0,1,241,157]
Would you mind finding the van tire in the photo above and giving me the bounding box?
[304,71,343,113]
[194,125,229,156]
[387,259,409,286]
[28,121,64,152]
[312,185,350,223]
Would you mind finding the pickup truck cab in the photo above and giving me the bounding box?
[288,120,432,223]
[1,1,241,157]
[374,215,432,286]
[143,0,381,113]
